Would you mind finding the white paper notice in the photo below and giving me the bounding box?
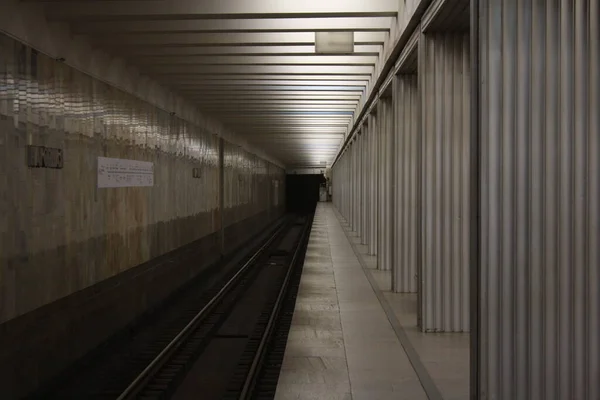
[97,157,154,188]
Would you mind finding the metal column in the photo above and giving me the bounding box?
[392,35,420,293]
[368,113,378,255]
[419,16,471,332]
[360,124,368,245]
[477,1,599,398]
[377,98,393,271]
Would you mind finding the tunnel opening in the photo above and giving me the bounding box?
[285,174,326,213]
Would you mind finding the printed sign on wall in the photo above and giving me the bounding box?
[97,157,154,188]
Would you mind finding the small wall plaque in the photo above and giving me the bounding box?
[27,145,63,169]
[97,157,154,188]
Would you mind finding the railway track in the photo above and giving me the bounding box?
[32,214,312,400]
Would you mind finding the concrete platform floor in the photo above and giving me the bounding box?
[274,203,469,400]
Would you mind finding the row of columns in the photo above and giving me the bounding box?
[334,1,598,398]
[333,25,470,334]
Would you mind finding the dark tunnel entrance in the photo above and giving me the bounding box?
[285,174,326,213]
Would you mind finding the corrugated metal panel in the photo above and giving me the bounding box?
[358,129,366,243]
[377,97,393,271]
[351,138,358,232]
[360,124,369,245]
[420,31,470,332]
[348,142,353,227]
[343,149,349,221]
[392,73,420,293]
[354,135,362,235]
[362,122,370,246]
[368,113,378,255]
[478,1,599,399]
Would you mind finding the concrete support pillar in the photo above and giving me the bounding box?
[419,26,470,332]
[392,45,420,293]
[476,1,599,399]
[368,113,378,256]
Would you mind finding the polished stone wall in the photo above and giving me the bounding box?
[0,33,285,324]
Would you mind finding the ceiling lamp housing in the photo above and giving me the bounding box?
[315,32,354,54]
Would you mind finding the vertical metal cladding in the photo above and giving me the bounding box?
[362,124,370,246]
[377,98,394,271]
[351,139,358,231]
[0,34,285,323]
[369,113,378,255]
[347,144,353,226]
[357,131,363,239]
[420,32,470,332]
[360,125,368,244]
[377,103,385,266]
[392,73,420,293]
[342,149,349,221]
[340,151,349,220]
[478,1,599,399]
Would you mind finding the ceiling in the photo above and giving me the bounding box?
[32,0,399,168]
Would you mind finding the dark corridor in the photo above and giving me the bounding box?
[285,174,326,213]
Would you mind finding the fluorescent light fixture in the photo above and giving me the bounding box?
[315,32,354,54]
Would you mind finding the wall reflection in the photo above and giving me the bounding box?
[0,34,285,323]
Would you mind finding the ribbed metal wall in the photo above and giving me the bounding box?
[354,138,359,232]
[360,124,369,245]
[392,73,420,293]
[352,139,358,232]
[368,113,379,255]
[356,139,361,233]
[478,1,599,398]
[358,130,365,243]
[356,132,363,236]
[349,140,355,229]
[420,32,470,332]
[363,122,372,247]
[377,97,393,271]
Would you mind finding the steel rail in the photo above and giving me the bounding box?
[238,216,313,399]
[115,222,287,400]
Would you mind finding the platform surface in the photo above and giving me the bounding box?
[274,203,468,400]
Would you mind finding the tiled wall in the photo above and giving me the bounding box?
[222,141,285,251]
[0,33,284,324]
[0,32,285,398]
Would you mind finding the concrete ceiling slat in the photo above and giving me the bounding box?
[136,55,378,65]
[190,99,359,104]
[70,17,393,34]
[45,0,399,20]
[147,65,374,74]
[187,95,361,101]
[114,44,382,56]
[170,79,368,86]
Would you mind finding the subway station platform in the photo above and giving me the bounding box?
[275,203,469,400]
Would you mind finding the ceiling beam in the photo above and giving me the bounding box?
[70,17,394,34]
[146,65,374,74]
[134,55,378,65]
[45,0,399,21]
[91,32,387,46]
[111,44,382,56]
